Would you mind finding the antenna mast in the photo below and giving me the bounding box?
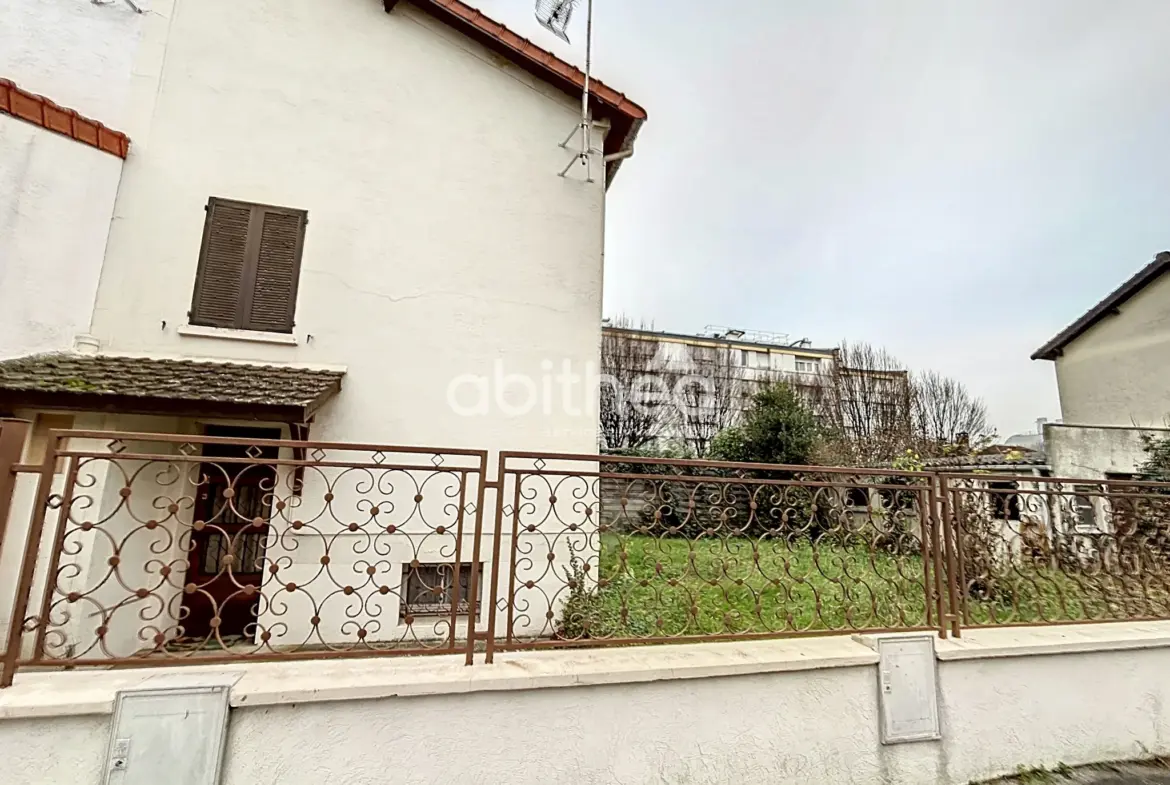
[536,0,597,182]
[578,0,593,180]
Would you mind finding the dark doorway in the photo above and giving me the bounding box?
[180,425,282,641]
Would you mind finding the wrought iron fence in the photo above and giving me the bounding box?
[0,427,487,684]
[3,422,1170,686]
[942,473,1170,629]
[484,452,942,658]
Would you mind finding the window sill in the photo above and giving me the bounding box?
[178,325,298,346]
[401,605,480,621]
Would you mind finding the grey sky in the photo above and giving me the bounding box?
[479,0,1170,437]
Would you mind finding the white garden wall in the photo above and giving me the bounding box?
[1045,422,1170,480]
[3,625,1170,785]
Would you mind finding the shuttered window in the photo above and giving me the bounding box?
[189,198,307,333]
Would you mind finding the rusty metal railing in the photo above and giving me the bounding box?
[940,473,1170,629]
[4,422,1170,686]
[483,452,944,659]
[0,427,487,685]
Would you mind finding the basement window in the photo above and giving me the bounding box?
[988,482,1020,521]
[400,563,482,619]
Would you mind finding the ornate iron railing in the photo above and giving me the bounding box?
[0,427,487,683]
[484,452,942,658]
[941,473,1170,630]
[2,423,1170,686]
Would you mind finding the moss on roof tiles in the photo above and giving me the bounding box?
[0,354,343,407]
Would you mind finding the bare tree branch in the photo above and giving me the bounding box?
[911,370,995,456]
[599,316,674,451]
[803,341,914,465]
[676,343,744,456]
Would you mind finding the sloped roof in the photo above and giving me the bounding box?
[0,354,343,420]
[386,0,646,184]
[1032,252,1170,361]
[868,449,1049,472]
[918,450,1048,470]
[0,78,130,158]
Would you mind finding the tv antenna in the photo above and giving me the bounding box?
[535,0,598,182]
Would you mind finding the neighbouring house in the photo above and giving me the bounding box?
[0,0,645,656]
[1032,252,1170,480]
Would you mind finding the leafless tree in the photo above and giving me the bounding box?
[676,343,744,457]
[599,317,674,451]
[911,370,994,456]
[803,341,914,465]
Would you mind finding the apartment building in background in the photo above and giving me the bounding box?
[600,323,912,455]
[604,324,836,385]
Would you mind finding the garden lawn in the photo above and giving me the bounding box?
[578,534,931,638]
[568,534,1170,640]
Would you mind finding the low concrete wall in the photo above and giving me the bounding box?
[1045,422,1170,480]
[3,625,1170,785]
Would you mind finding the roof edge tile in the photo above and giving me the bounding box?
[1032,252,1170,361]
[0,78,130,159]
[396,0,645,184]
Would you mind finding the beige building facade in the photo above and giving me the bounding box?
[1034,252,1170,478]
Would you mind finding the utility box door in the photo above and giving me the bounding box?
[877,635,940,744]
[103,685,231,785]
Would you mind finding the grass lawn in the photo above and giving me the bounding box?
[560,534,1170,640]
[569,534,931,639]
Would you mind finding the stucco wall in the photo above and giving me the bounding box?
[4,631,1170,785]
[1053,271,1170,426]
[1044,422,1170,480]
[216,650,1170,785]
[938,649,1170,780]
[0,0,148,360]
[88,0,607,454]
[0,0,144,127]
[0,117,122,359]
[223,668,882,785]
[0,715,108,783]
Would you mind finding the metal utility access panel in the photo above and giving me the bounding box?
[877,635,941,744]
[103,685,232,785]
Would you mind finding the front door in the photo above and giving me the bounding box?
[180,426,281,642]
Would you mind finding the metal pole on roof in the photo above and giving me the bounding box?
[541,0,595,182]
[581,0,593,182]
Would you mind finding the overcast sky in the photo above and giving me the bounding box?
[479,0,1170,437]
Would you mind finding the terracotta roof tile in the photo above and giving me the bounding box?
[869,450,1049,471]
[426,0,646,120]
[0,79,130,159]
[0,354,343,410]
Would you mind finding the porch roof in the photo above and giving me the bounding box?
[0,354,344,423]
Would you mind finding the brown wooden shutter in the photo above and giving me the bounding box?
[190,199,252,328]
[243,207,306,333]
[189,199,307,333]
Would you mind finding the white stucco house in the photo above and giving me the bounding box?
[0,0,646,659]
[1032,252,1170,481]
